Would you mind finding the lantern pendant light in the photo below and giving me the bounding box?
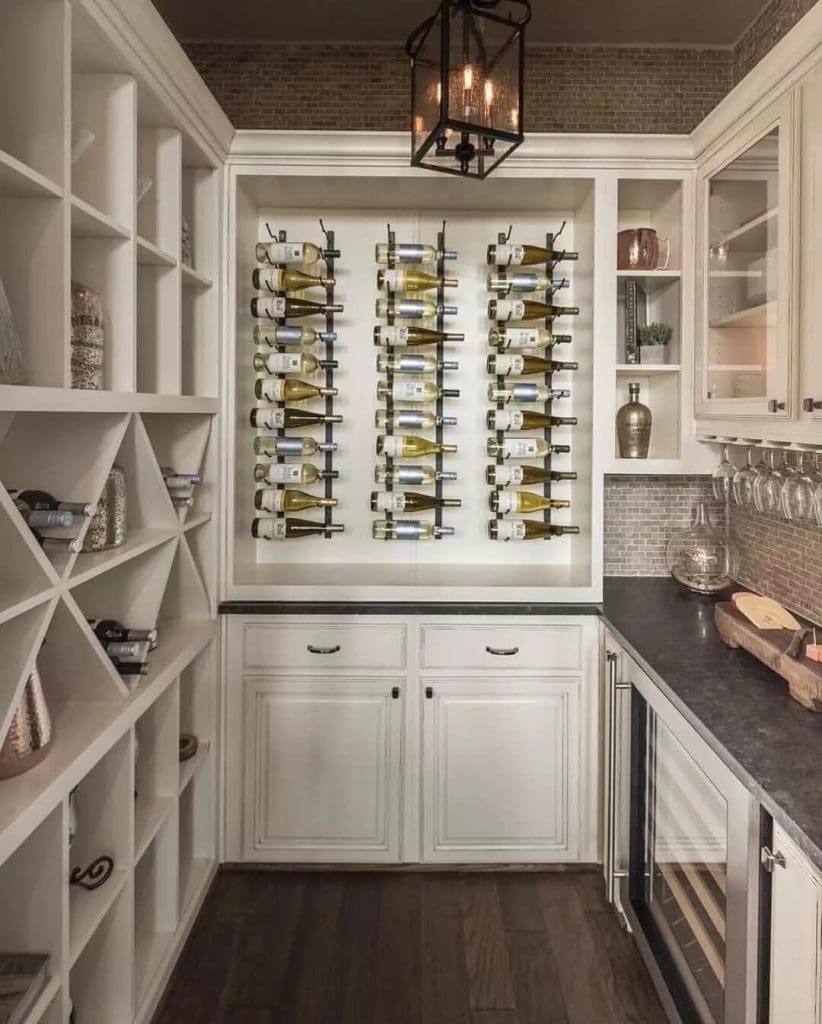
[406,0,531,179]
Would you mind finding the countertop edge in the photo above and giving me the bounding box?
[219,601,603,616]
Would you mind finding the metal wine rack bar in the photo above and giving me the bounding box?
[381,224,396,526]
[434,220,447,535]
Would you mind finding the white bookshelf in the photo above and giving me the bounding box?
[0,1,229,1022]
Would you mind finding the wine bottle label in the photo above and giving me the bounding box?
[271,325,304,345]
[509,383,540,402]
[272,438,306,456]
[493,355,525,375]
[493,520,527,541]
[373,492,407,512]
[392,411,427,429]
[263,464,304,483]
[376,325,411,346]
[392,381,428,402]
[493,300,525,321]
[259,379,287,402]
[492,410,524,430]
[380,269,405,291]
[497,328,541,349]
[393,467,426,485]
[379,436,405,457]
[494,492,518,514]
[255,296,288,318]
[393,521,423,539]
[265,353,304,374]
[392,355,426,373]
[256,409,286,428]
[264,242,306,263]
[256,519,288,540]
[494,244,526,266]
[260,490,287,512]
[502,438,540,459]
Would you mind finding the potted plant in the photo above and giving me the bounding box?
[638,322,673,364]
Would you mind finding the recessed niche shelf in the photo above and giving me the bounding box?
[137,235,177,268]
[135,683,178,862]
[70,886,132,1024]
[135,813,178,1009]
[71,194,130,240]
[178,767,213,918]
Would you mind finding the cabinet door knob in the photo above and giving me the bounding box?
[768,399,786,413]
[425,686,434,699]
[391,686,400,699]
[761,846,787,872]
[803,397,822,412]
[306,644,341,655]
[485,645,519,656]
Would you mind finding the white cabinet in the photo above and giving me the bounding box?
[421,677,579,862]
[799,63,822,426]
[768,822,822,1024]
[244,676,404,862]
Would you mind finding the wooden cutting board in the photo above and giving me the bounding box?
[715,602,822,712]
[731,592,800,631]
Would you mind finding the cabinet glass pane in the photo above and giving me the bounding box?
[705,128,778,404]
[646,712,728,1023]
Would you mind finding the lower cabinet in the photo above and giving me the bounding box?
[244,676,404,863]
[421,677,579,862]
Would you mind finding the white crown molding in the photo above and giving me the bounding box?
[78,0,234,164]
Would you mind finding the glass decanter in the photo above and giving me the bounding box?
[665,502,738,594]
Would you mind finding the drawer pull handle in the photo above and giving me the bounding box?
[391,686,400,699]
[425,686,434,699]
[485,645,519,656]
[307,644,341,655]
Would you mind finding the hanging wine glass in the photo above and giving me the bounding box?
[732,447,757,507]
[712,445,736,502]
[783,452,816,521]
[754,449,786,515]
[813,453,822,526]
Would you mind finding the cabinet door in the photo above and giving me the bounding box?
[769,822,822,1024]
[696,92,799,420]
[800,65,822,424]
[244,676,403,862]
[421,678,578,863]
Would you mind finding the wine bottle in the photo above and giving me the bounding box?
[255,489,337,513]
[253,517,344,540]
[112,659,150,676]
[373,325,464,347]
[376,435,457,458]
[171,495,193,508]
[12,490,93,516]
[487,437,571,460]
[487,354,578,376]
[376,353,458,374]
[487,410,577,431]
[487,243,579,266]
[254,463,338,486]
[250,407,343,430]
[252,267,334,292]
[488,327,572,350]
[15,505,75,529]
[372,520,455,540]
[377,269,458,293]
[375,464,457,485]
[370,491,462,512]
[254,352,337,376]
[253,324,336,347]
[490,491,571,514]
[254,436,337,458]
[256,241,336,266]
[251,296,343,320]
[255,378,338,403]
[32,531,83,552]
[488,384,571,404]
[375,243,457,265]
[489,519,580,540]
[486,464,577,486]
[487,273,569,294]
[105,640,151,662]
[374,409,456,430]
[377,379,459,403]
[488,299,579,322]
[161,468,201,488]
[375,298,457,320]
[89,619,158,645]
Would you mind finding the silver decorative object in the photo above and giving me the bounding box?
[181,216,193,268]
[71,280,105,390]
[616,382,652,459]
[0,663,53,779]
[82,463,127,552]
[0,276,25,385]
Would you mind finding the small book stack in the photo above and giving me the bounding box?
[0,954,49,1024]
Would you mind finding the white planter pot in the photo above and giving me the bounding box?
[639,346,667,364]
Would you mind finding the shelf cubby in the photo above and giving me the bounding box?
[183,516,215,608]
[71,74,135,232]
[618,179,683,271]
[0,0,66,191]
[40,596,129,702]
[137,264,181,395]
[158,538,211,630]
[135,683,178,862]
[182,167,217,284]
[71,194,131,241]
[70,885,132,1024]
[142,413,212,525]
[0,486,57,623]
[69,733,132,966]
[182,285,218,398]
[179,643,215,784]
[134,812,178,1010]
[0,600,54,757]
[137,127,181,261]
[0,195,66,387]
[617,272,681,365]
[613,370,681,461]
[178,766,214,918]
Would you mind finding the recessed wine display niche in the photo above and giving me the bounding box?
[230,177,597,598]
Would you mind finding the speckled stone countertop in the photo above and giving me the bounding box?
[603,576,822,871]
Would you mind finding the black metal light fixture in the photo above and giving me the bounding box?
[406,0,531,180]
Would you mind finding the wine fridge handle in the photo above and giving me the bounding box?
[606,652,632,905]
[485,646,519,656]
[306,644,341,655]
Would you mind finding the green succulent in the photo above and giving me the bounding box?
[638,321,673,346]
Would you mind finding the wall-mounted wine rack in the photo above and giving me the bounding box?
[251,222,343,540]
[487,224,581,541]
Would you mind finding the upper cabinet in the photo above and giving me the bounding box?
[695,93,799,421]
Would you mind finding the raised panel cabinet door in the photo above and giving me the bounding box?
[769,822,822,1024]
[244,676,403,862]
[799,64,822,425]
[421,678,579,863]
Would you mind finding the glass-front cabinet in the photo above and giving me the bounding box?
[696,94,798,419]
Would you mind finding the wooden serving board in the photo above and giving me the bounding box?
[715,602,822,712]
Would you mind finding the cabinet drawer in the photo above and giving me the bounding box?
[242,621,407,670]
[420,622,583,671]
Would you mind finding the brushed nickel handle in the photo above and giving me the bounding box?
[485,645,519,656]
[768,399,786,413]
[425,686,434,699]
[306,644,341,655]
[761,846,787,872]
[803,397,822,412]
[391,686,400,699]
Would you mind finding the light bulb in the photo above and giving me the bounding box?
[463,65,474,90]
[436,81,443,104]
[510,107,519,129]
[484,79,495,106]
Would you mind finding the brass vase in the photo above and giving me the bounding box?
[0,663,53,779]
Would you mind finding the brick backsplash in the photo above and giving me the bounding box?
[605,474,822,627]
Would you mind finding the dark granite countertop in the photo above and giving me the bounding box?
[219,601,602,616]
[603,576,822,871]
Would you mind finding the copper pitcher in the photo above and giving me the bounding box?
[617,228,671,271]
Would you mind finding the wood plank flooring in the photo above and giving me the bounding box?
[153,870,665,1024]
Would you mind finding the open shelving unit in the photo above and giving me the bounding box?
[0,1,228,1023]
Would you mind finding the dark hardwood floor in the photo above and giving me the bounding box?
[153,870,665,1024]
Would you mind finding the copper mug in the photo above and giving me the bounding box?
[618,228,670,271]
